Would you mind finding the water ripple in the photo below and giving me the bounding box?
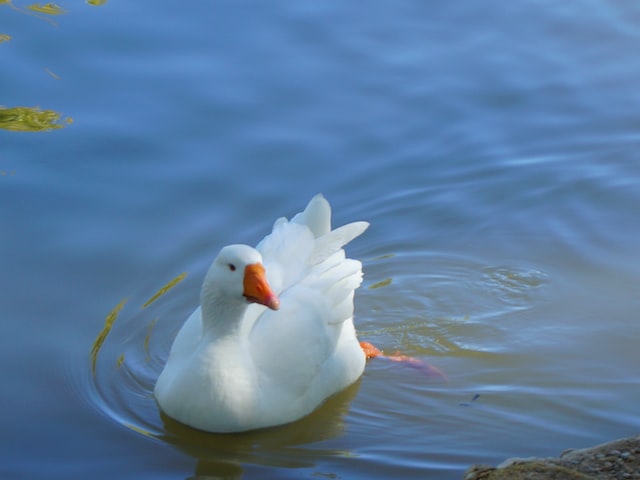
[78,275,368,469]
[358,249,549,356]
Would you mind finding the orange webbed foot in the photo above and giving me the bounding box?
[385,351,448,381]
[360,341,447,381]
[360,341,382,359]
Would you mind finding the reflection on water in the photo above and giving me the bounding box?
[161,382,360,464]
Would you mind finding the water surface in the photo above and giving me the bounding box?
[2,1,640,479]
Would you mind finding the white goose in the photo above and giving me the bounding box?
[155,194,370,432]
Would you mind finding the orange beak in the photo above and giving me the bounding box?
[243,263,280,310]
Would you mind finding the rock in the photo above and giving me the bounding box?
[464,436,640,480]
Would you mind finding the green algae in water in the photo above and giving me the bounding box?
[142,272,187,308]
[0,106,72,132]
[26,2,67,14]
[143,318,157,362]
[90,299,127,375]
[369,278,392,289]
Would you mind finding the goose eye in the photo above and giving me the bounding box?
[228,264,236,272]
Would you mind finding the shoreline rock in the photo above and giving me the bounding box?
[464,435,640,480]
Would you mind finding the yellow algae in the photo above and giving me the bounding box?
[26,2,67,14]
[86,0,108,5]
[124,422,156,439]
[369,278,392,289]
[372,253,395,261]
[1,0,58,26]
[0,0,19,15]
[143,318,157,362]
[90,298,127,375]
[0,106,72,132]
[0,34,11,43]
[116,353,125,368]
[142,272,187,308]
[44,67,60,79]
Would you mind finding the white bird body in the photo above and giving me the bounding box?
[154,195,368,432]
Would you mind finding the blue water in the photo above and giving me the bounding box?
[2,1,640,479]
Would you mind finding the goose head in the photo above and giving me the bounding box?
[201,244,280,316]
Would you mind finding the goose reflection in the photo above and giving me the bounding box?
[158,379,361,475]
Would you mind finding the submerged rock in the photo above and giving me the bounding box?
[464,436,640,480]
